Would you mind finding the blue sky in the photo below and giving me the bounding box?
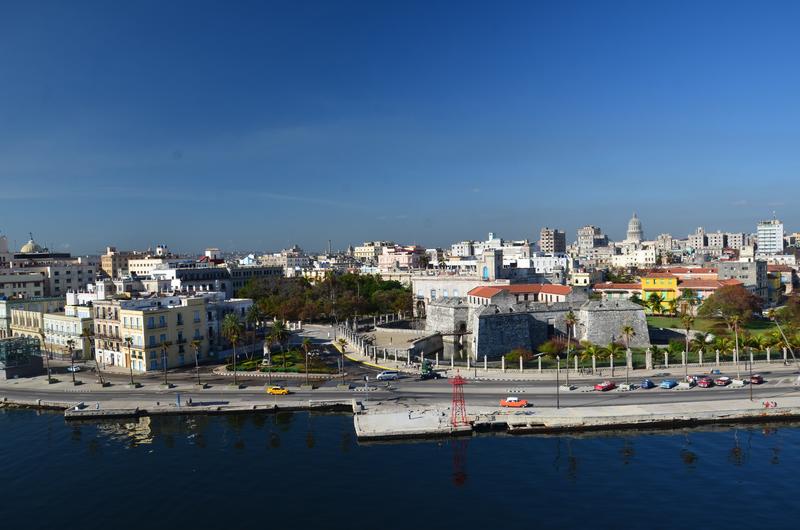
[2,0,799,254]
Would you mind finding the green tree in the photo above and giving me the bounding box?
[270,320,290,368]
[647,293,663,315]
[603,343,625,375]
[681,314,695,357]
[222,313,243,386]
[302,337,313,384]
[698,284,762,322]
[245,304,263,360]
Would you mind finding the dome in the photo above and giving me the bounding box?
[626,213,643,242]
[20,237,43,254]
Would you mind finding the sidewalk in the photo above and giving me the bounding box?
[337,338,800,382]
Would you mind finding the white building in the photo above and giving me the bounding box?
[757,218,784,255]
[610,248,657,268]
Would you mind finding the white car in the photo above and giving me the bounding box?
[619,383,636,391]
[376,371,399,381]
[66,366,81,373]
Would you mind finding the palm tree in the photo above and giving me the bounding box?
[727,315,742,377]
[647,293,662,315]
[714,336,735,362]
[302,337,312,384]
[124,336,135,386]
[681,314,694,360]
[337,337,347,384]
[222,313,243,386]
[565,311,578,381]
[666,299,678,317]
[81,326,103,386]
[583,343,602,373]
[245,305,263,360]
[160,340,173,386]
[66,338,76,385]
[603,343,625,376]
[270,320,290,368]
[191,339,203,386]
[39,331,52,383]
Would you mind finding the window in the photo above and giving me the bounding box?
[147,317,155,329]
[149,336,156,347]
[430,289,437,300]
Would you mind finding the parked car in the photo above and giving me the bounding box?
[750,374,764,385]
[419,371,442,380]
[714,376,732,386]
[266,385,290,395]
[659,379,678,389]
[594,381,616,391]
[66,366,81,373]
[376,371,399,381]
[500,396,529,408]
[619,383,636,391]
[677,380,695,390]
[697,377,714,388]
[640,379,656,389]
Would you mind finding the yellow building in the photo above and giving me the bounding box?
[640,273,679,312]
[95,296,209,372]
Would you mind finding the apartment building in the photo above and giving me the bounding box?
[539,227,566,254]
[94,296,210,372]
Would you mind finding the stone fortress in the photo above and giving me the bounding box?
[426,292,650,360]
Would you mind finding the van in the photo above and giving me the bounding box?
[376,371,399,381]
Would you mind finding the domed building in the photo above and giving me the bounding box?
[19,235,45,254]
[625,213,643,243]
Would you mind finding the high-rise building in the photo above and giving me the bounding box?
[577,226,608,254]
[757,218,784,255]
[706,231,727,249]
[539,227,566,253]
[688,227,707,250]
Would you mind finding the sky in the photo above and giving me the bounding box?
[2,0,800,255]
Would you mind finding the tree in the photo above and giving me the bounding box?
[302,337,312,384]
[191,339,203,386]
[714,336,735,361]
[66,338,76,385]
[565,310,578,377]
[222,313,243,386]
[159,340,173,386]
[698,284,762,322]
[690,332,712,352]
[270,320,290,368]
[681,314,695,358]
[81,326,103,386]
[647,293,663,315]
[124,336,135,386]
[582,343,602,371]
[245,304,263,360]
[621,324,636,350]
[603,343,625,375]
[666,299,678,317]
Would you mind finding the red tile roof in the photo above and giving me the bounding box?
[592,282,641,290]
[768,264,794,273]
[678,279,742,290]
[468,284,572,298]
[644,272,677,279]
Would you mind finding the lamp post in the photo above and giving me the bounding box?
[556,354,561,410]
[67,339,76,385]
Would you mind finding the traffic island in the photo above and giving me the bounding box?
[195,383,209,389]
[300,383,317,390]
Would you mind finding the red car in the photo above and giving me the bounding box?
[594,381,616,392]
[715,376,731,386]
[750,374,764,385]
[698,377,714,388]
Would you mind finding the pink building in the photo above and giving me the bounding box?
[377,245,426,271]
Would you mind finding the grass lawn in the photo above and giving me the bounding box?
[647,316,774,336]
[227,349,336,374]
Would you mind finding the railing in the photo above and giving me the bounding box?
[146,322,167,329]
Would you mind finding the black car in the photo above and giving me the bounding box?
[420,371,443,380]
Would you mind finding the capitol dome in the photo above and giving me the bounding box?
[20,236,44,254]
[626,213,643,243]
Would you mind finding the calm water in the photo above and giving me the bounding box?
[2,409,800,529]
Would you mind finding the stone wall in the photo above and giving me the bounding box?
[578,300,650,348]
[474,311,545,360]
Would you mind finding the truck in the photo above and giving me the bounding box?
[419,360,442,380]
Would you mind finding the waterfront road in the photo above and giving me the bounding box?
[4,368,800,411]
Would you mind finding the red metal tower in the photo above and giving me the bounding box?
[450,373,468,427]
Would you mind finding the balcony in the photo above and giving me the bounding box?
[146,322,167,330]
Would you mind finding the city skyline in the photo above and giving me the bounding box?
[3,1,800,251]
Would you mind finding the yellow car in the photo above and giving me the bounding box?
[266,385,290,395]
